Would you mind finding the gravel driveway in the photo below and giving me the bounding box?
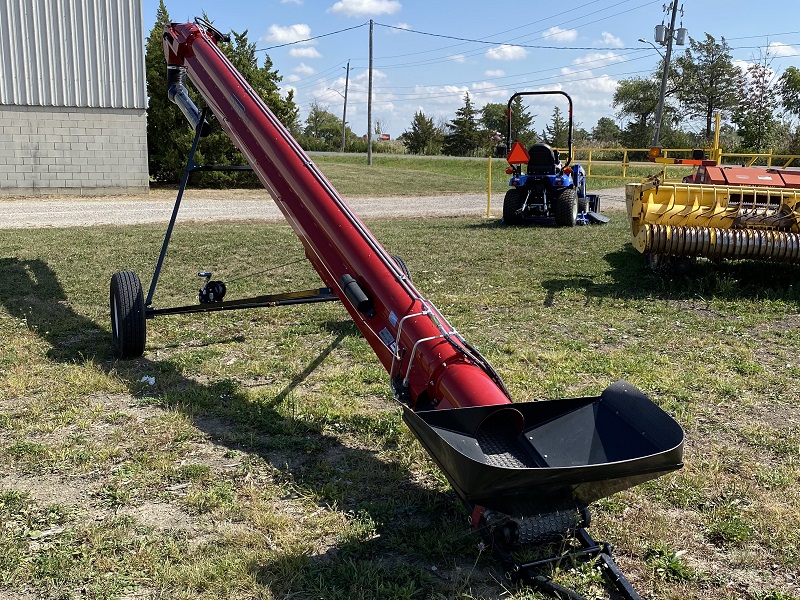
[0,187,627,228]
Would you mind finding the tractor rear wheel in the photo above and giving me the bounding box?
[553,188,578,227]
[503,188,524,225]
[110,271,146,358]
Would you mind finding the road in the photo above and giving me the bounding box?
[0,187,627,228]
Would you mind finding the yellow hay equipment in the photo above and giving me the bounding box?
[626,162,800,265]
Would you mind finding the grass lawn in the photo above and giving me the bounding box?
[312,153,681,196]
[1,211,799,599]
[171,153,671,198]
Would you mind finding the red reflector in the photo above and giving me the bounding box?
[563,165,572,175]
[506,141,529,165]
[506,166,514,174]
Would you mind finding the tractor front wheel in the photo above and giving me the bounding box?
[503,188,524,225]
[553,188,578,227]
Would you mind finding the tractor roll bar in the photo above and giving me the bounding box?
[506,91,574,168]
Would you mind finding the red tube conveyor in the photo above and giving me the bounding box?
[162,22,683,519]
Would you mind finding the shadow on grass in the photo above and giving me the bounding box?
[0,257,482,598]
[541,246,800,305]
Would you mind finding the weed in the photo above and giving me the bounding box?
[645,543,695,582]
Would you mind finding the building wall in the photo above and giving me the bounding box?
[0,0,147,196]
[0,105,147,195]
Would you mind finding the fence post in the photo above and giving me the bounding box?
[486,155,492,217]
[622,149,628,179]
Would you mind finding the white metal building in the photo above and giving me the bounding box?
[0,0,148,195]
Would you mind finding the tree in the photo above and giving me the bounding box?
[591,117,621,145]
[481,96,536,147]
[613,76,663,147]
[401,111,443,155]
[733,57,780,152]
[442,92,482,156]
[540,106,569,147]
[779,65,800,119]
[145,1,193,182]
[673,34,740,140]
[144,7,299,184]
[301,101,355,150]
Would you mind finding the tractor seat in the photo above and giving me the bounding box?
[527,143,560,175]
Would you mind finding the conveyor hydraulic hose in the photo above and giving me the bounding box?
[162,22,511,412]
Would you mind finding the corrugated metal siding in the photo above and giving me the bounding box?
[0,0,146,109]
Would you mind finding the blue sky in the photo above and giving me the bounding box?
[146,0,800,138]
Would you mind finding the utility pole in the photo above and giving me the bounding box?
[340,60,350,152]
[367,19,373,166]
[650,2,686,149]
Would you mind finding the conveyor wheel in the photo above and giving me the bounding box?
[391,254,411,281]
[110,271,146,358]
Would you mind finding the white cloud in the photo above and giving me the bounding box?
[542,26,577,43]
[486,44,527,61]
[328,0,401,17]
[389,22,410,32]
[485,69,505,78]
[285,74,301,83]
[261,23,312,44]
[598,32,623,48]
[448,54,466,63]
[768,41,799,57]
[294,63,316,75]
[573,51,624,68]
[290,47,322,58]
[281,0,303,4]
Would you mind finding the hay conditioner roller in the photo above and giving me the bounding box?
[627,157,800,266]
[109,19,684,598]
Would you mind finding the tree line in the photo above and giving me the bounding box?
[146,4,800,185]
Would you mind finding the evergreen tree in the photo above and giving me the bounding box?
[145,1,192,182]
[442,92,482,156]
[401,111,443,155]
[144,7,299,185]
[540,106,569,147]
[481,97,536,148]
[673,34,740,140]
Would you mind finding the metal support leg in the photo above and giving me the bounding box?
[145,108,208,307]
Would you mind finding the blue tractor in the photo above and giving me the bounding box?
[499,91,605,226]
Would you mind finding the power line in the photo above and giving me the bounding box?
[257,21,368,51]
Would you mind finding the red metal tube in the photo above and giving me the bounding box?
[163,23,510,411]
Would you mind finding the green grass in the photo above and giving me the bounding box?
[2,214,800,599]
[202,153,658,197]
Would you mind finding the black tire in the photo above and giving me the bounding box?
[390,254,411,281]
[502,188,524,225]
[110,271,146,358]
[553,187,578,227]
